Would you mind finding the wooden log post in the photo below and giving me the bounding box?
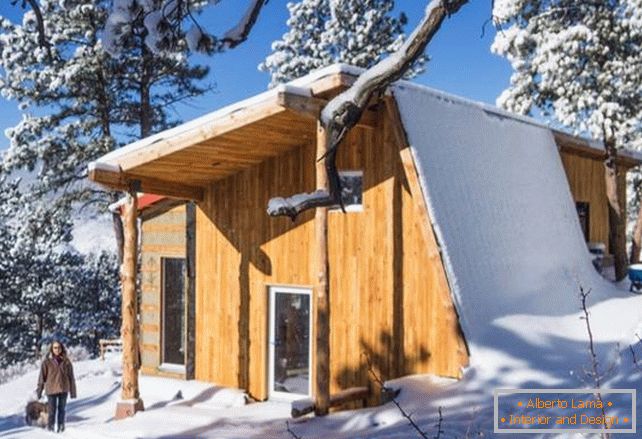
[115,189,145,419]
[314,121,330,416]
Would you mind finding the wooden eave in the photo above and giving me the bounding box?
[88,71,375,202]
[554,130,642,169]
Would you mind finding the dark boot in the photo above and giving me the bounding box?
[57,424,65,433]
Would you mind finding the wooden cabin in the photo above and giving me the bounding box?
[90,65,641,411]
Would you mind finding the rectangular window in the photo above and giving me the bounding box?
[161,257,186,366]
[330,170,363,212]
[576,202,590,241]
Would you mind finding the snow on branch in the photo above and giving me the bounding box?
[221,0,267,49]
[105,0,268,54]
[267,0,469,220]
[267,190,330,220]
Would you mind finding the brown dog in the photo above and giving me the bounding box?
[25,401,48,428]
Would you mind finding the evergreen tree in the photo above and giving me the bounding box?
[491,0,642,279]
[0,0,207,366]
[259,0,423,87]
[61,251,121,356]
[0,0,209,229]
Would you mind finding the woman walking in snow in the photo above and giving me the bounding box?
[36,340,77,433]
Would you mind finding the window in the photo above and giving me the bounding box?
[576,202,589,241]
[330,170,363,212]
[161,257,186,366]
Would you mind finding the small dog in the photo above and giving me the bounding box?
[25,400,48,428]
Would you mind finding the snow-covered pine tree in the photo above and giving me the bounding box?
[0,0,209,245]
[0,180,75,365]
[0,0,207,367]
[0,174,121,367]
[491,0,642,279]
[259,0,424,87]
[61,251,121,356]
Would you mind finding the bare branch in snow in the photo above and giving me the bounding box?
[364,352,435,439]
[285,421,303,439]
[578,286,612,439]
[267,0,469,219]
[221,0,268,49]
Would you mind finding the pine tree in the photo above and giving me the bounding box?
[0,0,208,366]
[61,251,121,356]
[0,0,209,240]
[259,0,423,87]
[491,0,642,279]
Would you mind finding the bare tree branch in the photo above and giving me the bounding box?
[364,353,431,438]
[285,421,303,439]
[578,286,611,439]
[220,0,269,49]
[267,0,469,219]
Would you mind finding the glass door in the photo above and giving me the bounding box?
[268,287,312,400]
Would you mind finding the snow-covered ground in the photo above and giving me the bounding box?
[2,314,642,439]
[0,353,464,438]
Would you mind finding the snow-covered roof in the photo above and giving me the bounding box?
[94,64,359,166]
[91,63,641,176]
[392,82,642,371]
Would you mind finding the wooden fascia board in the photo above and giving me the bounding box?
[89,166,204,202]
[554,130,640,169]
[110,97,289,173]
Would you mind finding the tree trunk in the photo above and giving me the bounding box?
[314,122,330,416]
[630,189,642,264]
[119,190,142,403]
[111,191,125,264]
[604,137,627,280]
[34,313,43,359]
[140,44,153,139]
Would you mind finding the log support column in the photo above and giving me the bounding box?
[314,122,330,416]
[115,189,145,419]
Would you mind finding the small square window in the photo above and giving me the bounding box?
[330,170,363,212]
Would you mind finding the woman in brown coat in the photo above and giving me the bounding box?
[36,340,77,433]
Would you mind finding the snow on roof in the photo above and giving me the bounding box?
[392,82,642,374]
[92,63,637,173]
[93,64,360,167]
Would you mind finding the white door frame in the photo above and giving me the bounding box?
[268,286,313,401]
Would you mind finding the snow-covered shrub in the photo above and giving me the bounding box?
[0,358,39,385]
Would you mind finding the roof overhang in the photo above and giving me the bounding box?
[88,63,641,203]
[88,66,376,202]
[554,130,642,169]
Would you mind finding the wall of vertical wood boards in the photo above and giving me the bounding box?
[560,151,628,250]
[194,106,468,402]
[139,205,186,378]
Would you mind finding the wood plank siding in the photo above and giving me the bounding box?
[139,205,187,377]
[195,106,468,402]
[560,151,628,250]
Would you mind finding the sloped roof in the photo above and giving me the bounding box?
[88,64,640,202]
[392,82,642,370]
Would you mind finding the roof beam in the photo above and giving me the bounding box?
[277,91,377,129]
[89,165,204,202]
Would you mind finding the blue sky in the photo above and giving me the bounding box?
[0,1,512,147]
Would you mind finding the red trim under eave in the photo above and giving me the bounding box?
[115,194,167,215]
[137,194,166,211]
